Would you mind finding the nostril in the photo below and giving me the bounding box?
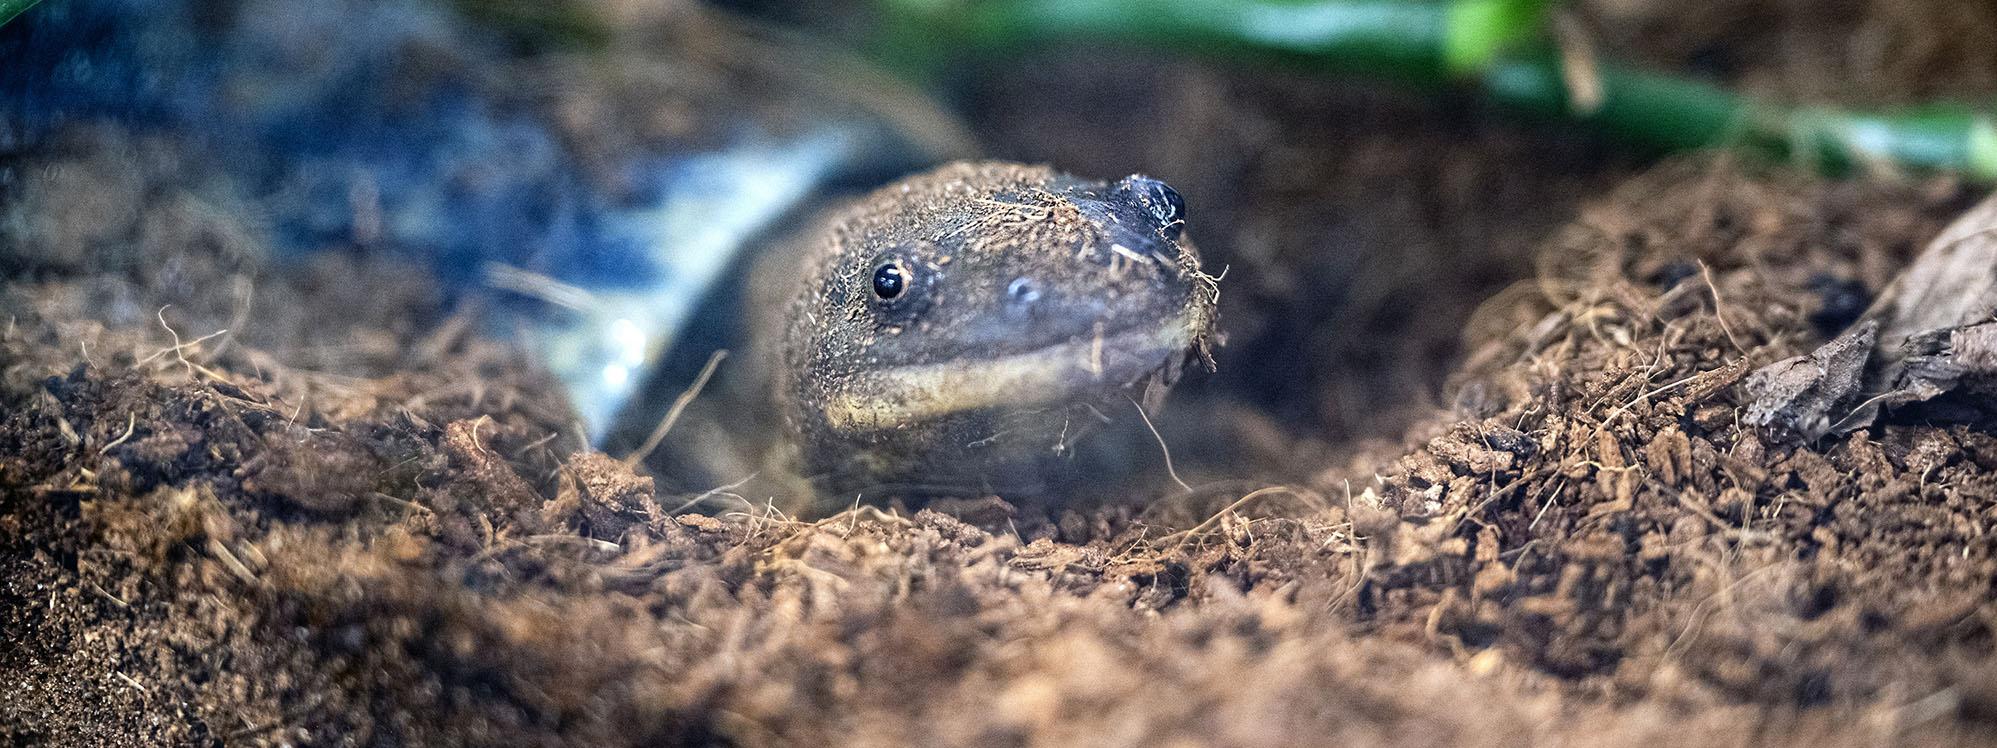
[1112,174,1186,241]
[1006,277,1042,307]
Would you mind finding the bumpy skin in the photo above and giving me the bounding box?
[766,161,1218,497]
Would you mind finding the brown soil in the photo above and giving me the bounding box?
[8,2,1997,746]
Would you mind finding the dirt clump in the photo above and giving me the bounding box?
[1351,160,1996,711]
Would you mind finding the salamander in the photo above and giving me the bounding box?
[749,161,1219,498]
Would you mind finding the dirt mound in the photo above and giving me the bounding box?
[1363,161,1993,706]
[12,0,1997,741]
[8,121,1997,747]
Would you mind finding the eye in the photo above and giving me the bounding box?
[868,253,933,314]
[872,259,909,301]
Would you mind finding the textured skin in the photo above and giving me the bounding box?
[760,161,1218,497]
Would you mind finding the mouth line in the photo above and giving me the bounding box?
[820,310,1207,432]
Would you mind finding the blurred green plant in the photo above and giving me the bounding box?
[1,0,43,28]
[874,0,1997,181]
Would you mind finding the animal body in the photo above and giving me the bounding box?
[655,161,1218,504]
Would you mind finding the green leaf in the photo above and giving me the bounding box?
[0,0,44,29]
[1442,0,1554,74]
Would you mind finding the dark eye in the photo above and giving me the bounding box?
[872,260,909,301]
[864,247,934,315]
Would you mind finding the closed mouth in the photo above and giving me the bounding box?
[820,308,1209,432]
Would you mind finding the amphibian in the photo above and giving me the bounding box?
[746,161,1219,498]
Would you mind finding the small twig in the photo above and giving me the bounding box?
[1699,262,1748,354]
[512,430,562,459]
[137,306,228,367]
[367,492,434,515]
[1593,365,1706,433]
[1158,485,1321,545]
[467,414,492,452]
[113,670,147,694]
[138,305,238,384]
[1129,395,1192,494]
[98,413,137,454]
[526,534,622,553]
[816,503,914,531]
[1528,477,1567,531]
[88,581,129,608]
[481,262,600,311]
[40,389,81,446]
[206,538,260,585]
[1665,559,1787,657]
[205,275,255,360]
[624,349,729,467]
[666,472,760,515]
